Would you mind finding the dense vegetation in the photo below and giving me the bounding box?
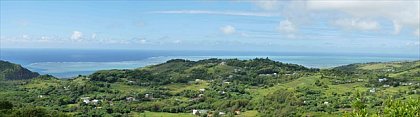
[0,58,419,117]
[0,60,39,80]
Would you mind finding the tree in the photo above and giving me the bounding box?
[0,101,13,110]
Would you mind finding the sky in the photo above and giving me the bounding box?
[1,0,419,55]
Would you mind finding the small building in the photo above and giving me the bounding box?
[369,88,376,93]
[378,78,388,82]
[199,89,205,92]
[81,97,90,104]
[192,109,208,115]
[234,110,241,115]
[323,102,329,105]
[383,85,390,87]
[126,97,136,101]
[219,112,226,115]
[145,94,152,99]
[91,99,99,105]
[224,82,231,84]
[192,109,198,115]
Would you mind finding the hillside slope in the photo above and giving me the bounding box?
[0,59,418,117]
[0,60,39,80]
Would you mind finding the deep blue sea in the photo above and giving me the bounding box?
[1,48,418,78]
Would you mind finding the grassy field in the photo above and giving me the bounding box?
[165,81,209,94]
[236,110,259,117]
[131,111,194,117]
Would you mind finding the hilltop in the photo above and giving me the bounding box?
[0,60,39,80]
[0,58,418,117]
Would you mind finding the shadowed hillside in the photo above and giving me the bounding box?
[0,60,39,80]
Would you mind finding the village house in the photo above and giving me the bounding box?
[234,110,241,115]
[383,85,390,87]
[370,88,376,93]
[127,80,135,83]
[378,78,387,82]
[91,99,99,105]
[192,109,208,115]
[126,97,136,101]
[199,88,205,92]
[145,94,152,99]
[81,97,90,104]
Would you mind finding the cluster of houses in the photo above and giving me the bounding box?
[258,73,278,76]
[192,109,240,116]
[81,97,100,105]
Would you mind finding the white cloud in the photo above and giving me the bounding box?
[151,10,276,17]
[71,31,83,41]
[91,33,96,39]
[221,25,236,35]
[278,19,296,33]
[406,41,420,46]
[277,19,297,38]
[139,39,146,44]
[22,35,29,39]
[334,18,379,31]
[307,0,419,34]
[392,21,402,34]
[414,28,420,36]
[253,0,280,10]
[173,40,182,44]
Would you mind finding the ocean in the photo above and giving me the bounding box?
[1,48,418,78]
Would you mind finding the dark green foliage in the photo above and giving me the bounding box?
[0,59,419,117]
[0,101,13,110]
[0,60,39,80]
[258,89,301,117]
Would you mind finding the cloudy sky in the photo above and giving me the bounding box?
[1,0,419,55]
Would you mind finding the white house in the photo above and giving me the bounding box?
[192,109,208,115]
[192,109,198,115]
[199,89,205,92]
[369,88,376,93]
[91,99,99,105]
[145,94,152,99]
[378,78,388,82]
[126,97,136,101]
[81,97,90,104]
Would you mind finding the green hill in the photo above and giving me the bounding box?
[0,60,39,80]
[0,59,418,117]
